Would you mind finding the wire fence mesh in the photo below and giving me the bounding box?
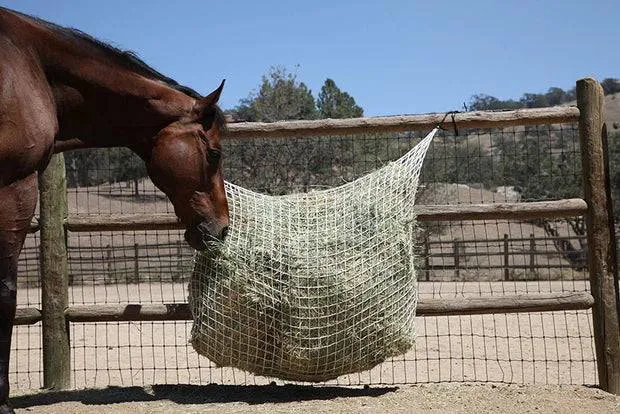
[12,121,600,390]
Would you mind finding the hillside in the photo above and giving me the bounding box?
[604,92,620,130]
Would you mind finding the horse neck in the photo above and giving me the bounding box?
[47,60,194,147]
[10,11,196,149]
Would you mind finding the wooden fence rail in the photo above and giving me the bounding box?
[16,233,597,286]
[27,198,588,233]
[13,291,595,325]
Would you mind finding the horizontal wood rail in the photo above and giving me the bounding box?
[414,198,586,221]
[13,292,593,325]
[27,198,587,233]
[226,106,580,138]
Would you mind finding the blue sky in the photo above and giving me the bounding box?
[2,1,618,116]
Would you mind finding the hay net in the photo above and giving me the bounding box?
[189,128,437,382]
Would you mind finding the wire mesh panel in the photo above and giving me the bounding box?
[14,121,598,390]
[11,233,43,390]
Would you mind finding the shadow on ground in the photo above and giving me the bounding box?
[12,384,398,408]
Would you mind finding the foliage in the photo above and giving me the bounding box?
[421,136,494,187]
[468,94,522,111]
[64,147,146,194]
[232,66,318,122]
[468,85,581,111]
[490,129,582,201]
[230,67,365,122]
[317,79,363,119]
[601,78,620,95]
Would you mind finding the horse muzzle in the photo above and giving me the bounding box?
[184,221,228,251]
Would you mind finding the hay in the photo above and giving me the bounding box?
[189,129,436,382]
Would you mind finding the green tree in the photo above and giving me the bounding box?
[468,94,522,111]
[238,66,318,122]
[108,148,148,196]
[317,79,363,119]
[520,93,549,108]
[491,130,588,269]
[64,149,108,187]
[545,87,568,106]
[601,78,620,95]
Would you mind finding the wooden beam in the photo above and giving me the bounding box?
[64,292,593,323]
[415,198,586,221]
[14,308,42,325]
[418,292,593,316]
[57,198,587,233]
[38,153,71,390]
[577,77,620,395]
[65,214,182,232]
[226,106,580,138]
[65,303,192,322]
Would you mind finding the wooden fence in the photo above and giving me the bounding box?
[15,233,596,286]
[19,78,620,394]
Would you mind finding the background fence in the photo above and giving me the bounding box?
[15,233,599,287]
[10,80,618,392]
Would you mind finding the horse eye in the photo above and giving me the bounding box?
[207,149,221,165]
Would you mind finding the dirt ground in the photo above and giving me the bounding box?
[11,383,620,414]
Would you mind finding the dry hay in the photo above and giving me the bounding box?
[189,130,436,382]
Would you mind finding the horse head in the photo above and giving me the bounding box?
[146,81,229,250]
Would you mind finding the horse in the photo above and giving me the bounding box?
[0,7,230,412]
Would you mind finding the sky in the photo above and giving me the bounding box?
[2,1,618,116]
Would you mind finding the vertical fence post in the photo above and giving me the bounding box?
[503,234,510,281]
[577,77,620,394]
[133,243,140,283]
[529,233,536,274]
[105,244,113,284]
[453,238,460,279]
[39,153,71,390]
[423,236,430,281]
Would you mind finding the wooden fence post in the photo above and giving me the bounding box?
[105,244,113,284]
[503,234,510,281]
[577,77,620,394]
[39,153,70,390]
[423,236,430,281]
[453,238,460,279]
[529,233,536,274]
[133,243,140,283]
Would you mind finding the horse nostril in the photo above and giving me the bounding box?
[220,226,229,240]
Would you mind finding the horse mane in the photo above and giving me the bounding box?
[1,7,204,100]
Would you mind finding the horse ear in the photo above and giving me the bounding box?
[201,79,225,107]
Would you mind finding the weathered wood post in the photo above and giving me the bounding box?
[39,153,71,389]
[529,233,536,275]
[453,238,460,279]
[503,234,510,281]
[423,236,430,281]
[577,77,620,394]
[133,243,139,283]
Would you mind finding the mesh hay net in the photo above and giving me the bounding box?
[189,128,436,382]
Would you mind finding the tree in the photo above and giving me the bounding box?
[545,87,568,106]
[237,66,318,122]
[64,149,108,187]
[108,148,147,196]
[64,147,147,195]
[317,79,363,119]
[468,94,522,111]
[520,93,549,108]
[491,130,588,269]
[601,78,620,95]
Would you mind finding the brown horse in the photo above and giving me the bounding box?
[0,7,229,412]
